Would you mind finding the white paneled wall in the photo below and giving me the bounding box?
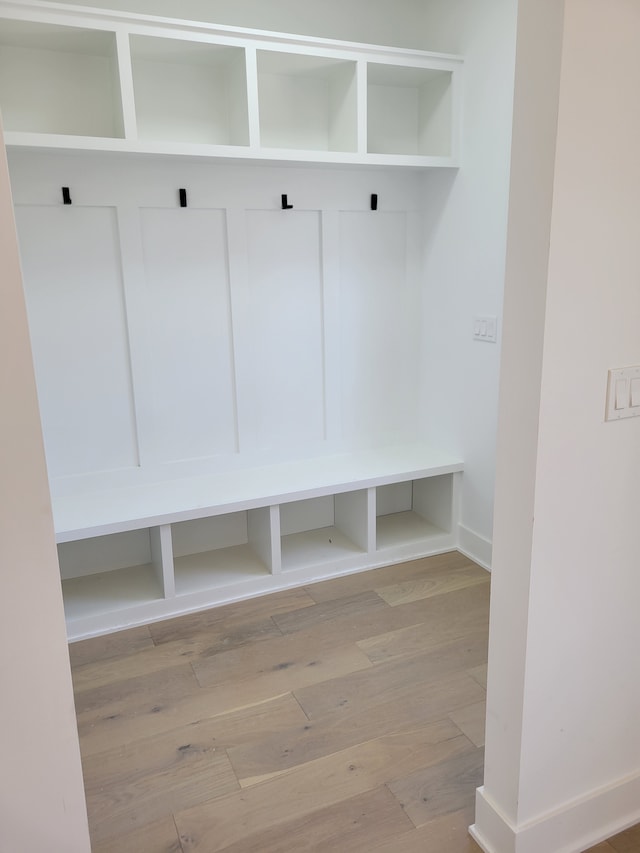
[10,152,426,495]
[139,207,237,462]
[16,204,139,477]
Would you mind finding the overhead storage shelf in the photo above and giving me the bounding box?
[0,1,463,166]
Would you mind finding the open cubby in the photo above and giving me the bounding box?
[280,491,369,572]
[0,19,123,137]
[257,50,358,152]
[130,35,249,145]
[172,510,273,596]
[367,63,453,156]
[58,529,164,621]
[376,475,453,551]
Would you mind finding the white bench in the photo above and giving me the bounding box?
[54,442,463,640]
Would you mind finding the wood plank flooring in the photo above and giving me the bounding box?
[69,552,639,852]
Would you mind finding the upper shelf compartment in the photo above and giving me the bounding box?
[0,1,463,167]
[367,63,454,158]
[257,50,357,154]
[0,19,124,138]
[129,35,249,146]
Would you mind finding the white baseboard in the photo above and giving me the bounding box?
[470,772,640,853]
[457,523,492,570]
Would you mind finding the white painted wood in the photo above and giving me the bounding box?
[244,45,260,148]
[150,523,174,597]
[138,206,238,462]
[172,512,247,557]
[413,474,453,533]
[0,19,123,137]
[377,481,413,515]
[247,504,278,572]
[0,1,463,166]
[115,29,136,139]
[130,35,249,145]
[57,529,153,579]
[375,475,455,553]
[367,63,453,156]
[356,59,367,155]
[337,210,420,444]
[171,511,273,595]
[376,512,448,551]
[15,203,139,478]
[65,534,460,641]
[257,50,357,152]
[62,563,163,621]
[113,203,157,469]
[335,489,369,552]
[280,495,334,537]
[244,209,325,451]
[53,443,463,541]
[174,545,269,597]
[280,525,363,572]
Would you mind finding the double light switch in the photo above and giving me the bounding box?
[606,366,640,420]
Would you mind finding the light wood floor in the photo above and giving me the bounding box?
[69,552,640,853]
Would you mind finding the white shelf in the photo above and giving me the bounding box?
[171,509,275,595]
[279,491,368,572]
[130,35,249,146]
[0,2,462,166]
[376,475,455,551]
[0,18,123,138]
[281,526,363,572]
[376,512,446,550]
[174,545,270,596]
[257,50,357,152]
[62,563,162,622]
[52,443,461,541]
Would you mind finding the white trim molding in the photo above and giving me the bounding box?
[470,772,640,853]
[458,523,492,571]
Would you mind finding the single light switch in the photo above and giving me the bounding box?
[631,378,640,407]
[615,379,628,409]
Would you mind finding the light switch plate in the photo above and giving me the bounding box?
[605,366,640,420]
[473,315,497,343]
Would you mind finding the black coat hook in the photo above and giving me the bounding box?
[62,187,72,205]
[281,194,293,210]
[179,188,187,208]
[371,193,378,211]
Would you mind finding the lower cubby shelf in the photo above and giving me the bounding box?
[54,445,463,640]
[62,564,163,622]
[376,475,454,552]
[174,546,271,596]
[280,492,368,572]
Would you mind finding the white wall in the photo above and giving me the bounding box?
[36,0,427,48]
[10,155,425,493]
[0,120,90,852]
[418,0,518,564]
[474,1,640,851]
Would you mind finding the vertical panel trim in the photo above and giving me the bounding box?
[115,203,157,468]
[321,210,342,443]
[226,207,254,453]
